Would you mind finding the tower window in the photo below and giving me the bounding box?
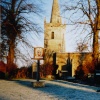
[51,32,54,39]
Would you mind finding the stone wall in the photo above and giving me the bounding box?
[56,53,100,76]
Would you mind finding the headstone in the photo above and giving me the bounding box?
[95,70,100,85]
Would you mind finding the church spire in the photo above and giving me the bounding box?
[50,0,62,23]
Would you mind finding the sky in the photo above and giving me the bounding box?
[28,0,91,52]
[16,0,96,67]
[26,0,79,51]
[1,0,99,67]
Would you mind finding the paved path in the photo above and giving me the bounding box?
[0,79,100,100]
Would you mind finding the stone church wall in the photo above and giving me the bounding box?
[56,53,100,76]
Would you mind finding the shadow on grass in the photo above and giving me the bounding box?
[10,79,100,100]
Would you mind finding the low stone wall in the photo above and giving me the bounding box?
[56,52,100,76]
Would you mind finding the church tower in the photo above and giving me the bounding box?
[44,0,66,53]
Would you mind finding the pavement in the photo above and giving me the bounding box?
[0,79,100,100]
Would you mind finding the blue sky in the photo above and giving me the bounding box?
[27,0,76,52]
[28,0,91,52]
[16,0,93,67]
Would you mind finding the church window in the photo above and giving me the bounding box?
[51,32,54,39]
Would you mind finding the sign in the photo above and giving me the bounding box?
[34,47,44,60]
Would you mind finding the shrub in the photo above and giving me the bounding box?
[6,63,18,79]
[40,64,45,78]
[75,61,95,81]
[0,61,6,79]
[13,66,32,79]
[15,67,27,78]
[75,64,84,80]
[40,64,56,78]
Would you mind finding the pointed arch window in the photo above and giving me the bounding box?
[51,32,54,39]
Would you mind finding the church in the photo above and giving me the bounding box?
[44,0,100,78]
[44,0,66,53]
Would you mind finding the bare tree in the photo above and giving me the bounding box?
[1,0,43,67]
[62,0,100,68]
[76,41,88,53]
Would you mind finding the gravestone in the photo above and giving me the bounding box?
[95,70,100,85]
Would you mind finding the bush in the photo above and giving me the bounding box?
[75,64,84,80]
[40,64,45,78]
[75,61,95,81]
[0,61,6,79]
[45,64,54,76]
[6,64,32,79]
[14,66,32,79]
[40,64,56,78]
[6,63,18,79]
[15,67,27,78]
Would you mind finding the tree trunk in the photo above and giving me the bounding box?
[7,39,15,67]
[93,30,99,68]
[93,0,100,68]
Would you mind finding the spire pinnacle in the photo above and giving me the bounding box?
[50,0,62,23]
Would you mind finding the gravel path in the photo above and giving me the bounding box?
[0,79,100,100]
